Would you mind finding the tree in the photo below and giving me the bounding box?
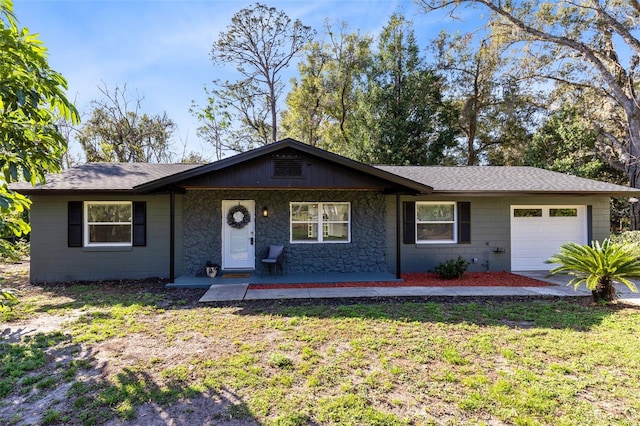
[433,31,536,165]
[362,14,457,165]
[281,21,372,157]
[548,240,640,303]
[180,151,208,164]
[525,102,622,181]
[480,77,537,166]
[77,83,175,163]
[526,101,631,229]
[207,3,315,147]
[417,0,640,226]
[0,0,79,258]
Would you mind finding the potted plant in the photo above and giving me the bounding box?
[205,261,220,278]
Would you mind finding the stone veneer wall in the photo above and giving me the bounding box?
[182,190,387,275]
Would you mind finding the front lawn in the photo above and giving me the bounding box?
[1,262,639,425]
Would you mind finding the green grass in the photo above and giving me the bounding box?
[2,277,640,425]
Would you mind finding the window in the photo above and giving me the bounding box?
[550,208,578,217]
[416,202,456,243]
[290,202,350,243]
[84,202,132,246]
[513,208,543,217]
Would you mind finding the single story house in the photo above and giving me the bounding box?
[13,138,640,283]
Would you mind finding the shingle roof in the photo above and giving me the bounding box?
[11,157,639,196]
[375,165,639,195]
[11,163,201,194]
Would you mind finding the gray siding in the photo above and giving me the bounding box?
[182,190,387,275]
[385,195,611,273]
[28,191,613,282]
[174,194,185,277]
[30,194,172,282]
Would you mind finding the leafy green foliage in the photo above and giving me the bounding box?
[418,0,640,226]
[282,22,373,158]
[609,231,640,248]
[548,240,640,302]
[284,14,458,165]
[362,14,458,165]
[0,282,18,309]
[433,31,537,166]
[525,103,629,229]
[525,103,624,182]
[434,256,469,279]
[0,0,79,259]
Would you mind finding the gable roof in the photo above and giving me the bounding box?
[12,139,433,195]
[375,165,640,195]
[132,138,433,194]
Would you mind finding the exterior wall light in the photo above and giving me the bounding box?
[262,206,269,217]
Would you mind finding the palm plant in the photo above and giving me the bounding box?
[548,239,640,303]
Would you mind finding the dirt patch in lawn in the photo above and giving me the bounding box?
[250,271,551,290]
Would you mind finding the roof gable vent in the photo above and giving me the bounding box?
[272,156,304,178]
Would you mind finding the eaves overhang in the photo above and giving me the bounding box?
[424,190,640,197]
[15,189,138,196]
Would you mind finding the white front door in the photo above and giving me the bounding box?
[222,200,255,270]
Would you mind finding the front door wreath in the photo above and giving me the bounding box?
[227,204,251,229]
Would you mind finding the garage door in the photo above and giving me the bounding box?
[510,205,587,271]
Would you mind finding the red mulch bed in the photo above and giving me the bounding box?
[249,272,551,290]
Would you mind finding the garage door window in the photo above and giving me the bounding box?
[550,208,578,217]
[513,208,542,217]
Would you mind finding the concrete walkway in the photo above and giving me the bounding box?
[197,272,640,304]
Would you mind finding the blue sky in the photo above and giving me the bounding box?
[14,0,472,161]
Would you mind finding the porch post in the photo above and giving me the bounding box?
[395,192,402,279]
[169,190,176,283]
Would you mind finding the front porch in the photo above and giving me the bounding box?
[167,270,401,289]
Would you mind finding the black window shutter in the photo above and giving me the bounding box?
[132,201,146,246]
[68,201,83,247]
[403,201,416,244]
[458,201,471,244]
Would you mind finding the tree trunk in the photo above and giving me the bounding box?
[592,277,616,302]
[269,82,277,143]
[627,116,640,229]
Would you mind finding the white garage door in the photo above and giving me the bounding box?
[510,205,587,271]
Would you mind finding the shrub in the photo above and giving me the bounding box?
[434,256,469,279]
[548,239,640,302]
[609,231,640,248]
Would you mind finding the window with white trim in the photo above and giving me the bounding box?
[416,202,457,243]
[290,202,350,243]
[84,201,132,246]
